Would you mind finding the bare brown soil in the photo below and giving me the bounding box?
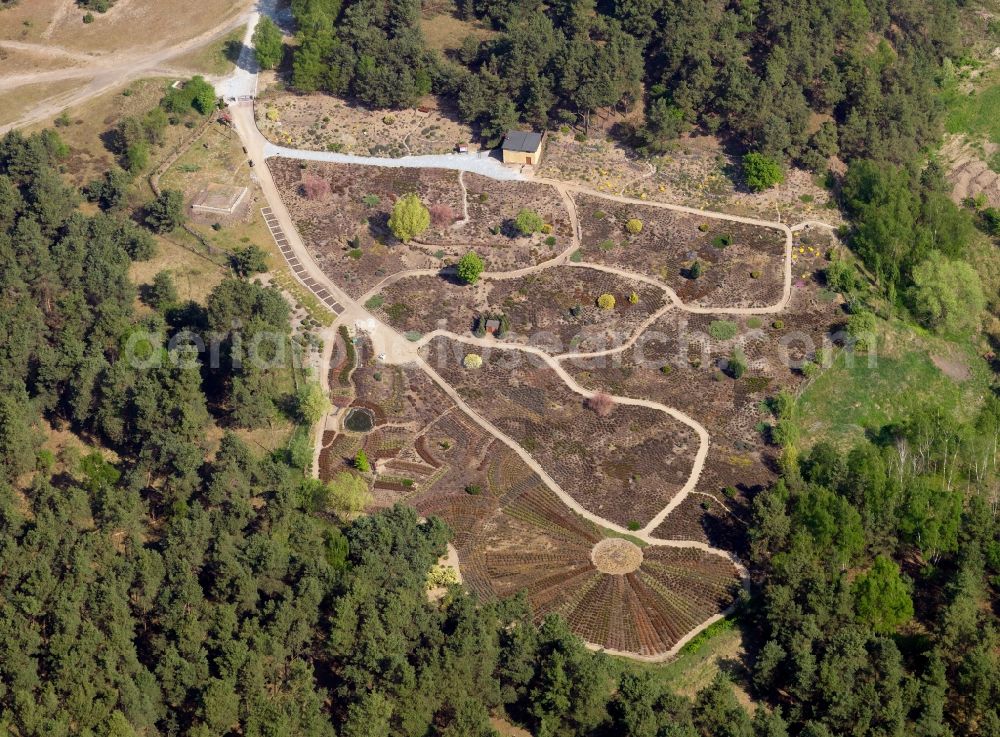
[941,134,1000,207]
[3,0,245,54]
[931,354,973,381]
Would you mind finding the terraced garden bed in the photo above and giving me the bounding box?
[572,193,786,309]
[371,266,669,352]
[269,160,573,297]
[422,336,699,527]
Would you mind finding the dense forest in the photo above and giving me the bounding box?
[2,108,1000,733]
[286,0,990,305]
[2,0,1000,734]
[288,0,957,167]
[0,128,792,737]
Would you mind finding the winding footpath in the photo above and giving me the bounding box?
[412,329,715,544]
[216,11,837,660]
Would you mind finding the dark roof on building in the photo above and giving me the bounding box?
[502,130,542,152]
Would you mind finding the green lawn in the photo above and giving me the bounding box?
[611,616,752,700]
[793,319,991,449]
[170,27,244,76]
[945,85,1000,142]
[942,70,1000,145]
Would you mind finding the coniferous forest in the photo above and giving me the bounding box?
[290,0,953,165]
[2,0,1000,735]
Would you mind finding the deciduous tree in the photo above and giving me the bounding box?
[388,193,430,242]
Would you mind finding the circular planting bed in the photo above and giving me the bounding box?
[344,407,375,433]
[590,538,644,574]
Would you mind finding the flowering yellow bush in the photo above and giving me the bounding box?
[463,354,483,369]
[426,564,459,589]
[625,218,643,234]
[597,294,616,310]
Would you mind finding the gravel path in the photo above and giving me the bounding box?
[413,330,720,546]
[217,7,835,661]
[264,141,525,180]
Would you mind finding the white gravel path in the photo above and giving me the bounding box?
[263,142,525,180]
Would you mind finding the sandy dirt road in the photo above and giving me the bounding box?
[0,0,254,133]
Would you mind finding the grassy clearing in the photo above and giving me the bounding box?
[191,206,274,258]
[0,0,65,42]
[160,121,265,261]
[943,72,1000,144]
[130,237,227,307]
[613,616,753,700]
[419,12,494,53]
[170,27,244,76]
[0,47,84,75]
[160,123,249,195]
[41,0,243,53]
[24,77,184,187]
[157,113,333,329]
[793,319,992,449]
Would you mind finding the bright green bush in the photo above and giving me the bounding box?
[742,152,785,192]
[708,320,738,340]
[456,251,485,284]
[388,193,430,242]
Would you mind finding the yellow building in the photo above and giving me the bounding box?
[501,130,544,166]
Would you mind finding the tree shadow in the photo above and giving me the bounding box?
[702,506,749,558]
[136,283,158,309]
[366,213,390,240]
[436,266,463,286]
[499,218,521,238]
[224,38,243,65]
[98,127,124,158]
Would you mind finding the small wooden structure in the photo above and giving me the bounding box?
[501,131,543,166]
[485,319,501,335]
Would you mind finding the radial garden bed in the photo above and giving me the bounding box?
[421,336,699,528]
[326,329,743,658]
[389,438,742,658]
[572,192,786,309]
[457,481,741,657]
